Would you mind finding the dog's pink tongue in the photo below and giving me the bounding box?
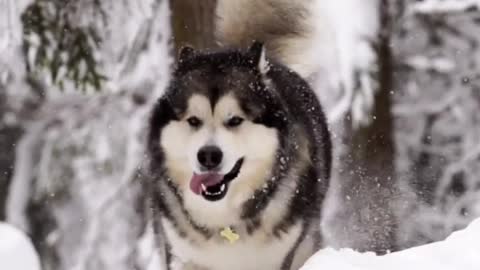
[190,173,224,195]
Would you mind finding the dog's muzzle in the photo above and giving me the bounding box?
[189,158,244,201]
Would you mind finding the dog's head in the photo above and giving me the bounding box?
[148,42,290,227]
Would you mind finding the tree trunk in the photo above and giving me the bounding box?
[334,1,398,254]
[170,0,217,53]
[0,90,22,221]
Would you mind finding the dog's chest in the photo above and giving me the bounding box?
[163,220,302,270]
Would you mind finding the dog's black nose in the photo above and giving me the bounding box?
[197,146,223,170]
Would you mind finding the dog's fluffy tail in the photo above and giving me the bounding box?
[215,0,380,124]
[215,0,337,80]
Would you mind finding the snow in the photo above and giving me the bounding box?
[0,0,33,104]
[2,218,480,270]
[410,0,480,14]
[0,0,31,54]
[0,223,41,270]
[405,55,456,73]
[313,0,379,126]
[302,218,480,270]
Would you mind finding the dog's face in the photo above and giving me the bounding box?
[161,93,278,201]
[149,43,289,227]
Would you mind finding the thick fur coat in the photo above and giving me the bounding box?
[147,43,331,270]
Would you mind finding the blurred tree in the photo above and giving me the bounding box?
[0,90,22,221]
[22,0,106,92]
[393,0,480,248]
[332,0,398,254]
[170,0,217,53]
[5,0,172,269]
[0,0,107,220]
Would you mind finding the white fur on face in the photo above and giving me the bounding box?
[160,95,212,188]
[160,94,279,227]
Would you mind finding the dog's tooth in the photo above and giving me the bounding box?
[201,183,207,192]
[220,184,226,192]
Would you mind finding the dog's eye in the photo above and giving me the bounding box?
[187,116,202,128]
[226,116,244,128]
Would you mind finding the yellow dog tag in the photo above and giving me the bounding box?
[220,227,240,244]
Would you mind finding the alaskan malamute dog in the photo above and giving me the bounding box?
[147,42,331,270]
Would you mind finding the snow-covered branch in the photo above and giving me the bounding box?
[410,0,480,14]
[393,91,459,116]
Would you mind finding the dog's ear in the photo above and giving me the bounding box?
[178,45,195,62]
[248,41,269,74]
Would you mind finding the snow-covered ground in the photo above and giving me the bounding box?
[302,218,480,270]
[1,218,479,270]
[0,222,41,270]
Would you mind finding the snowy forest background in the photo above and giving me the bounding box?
[1,0,480,269]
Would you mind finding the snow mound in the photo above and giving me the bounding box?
[0,222,41,270]
[302,218,480,270]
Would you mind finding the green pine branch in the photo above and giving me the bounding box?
[22,0,107,92]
